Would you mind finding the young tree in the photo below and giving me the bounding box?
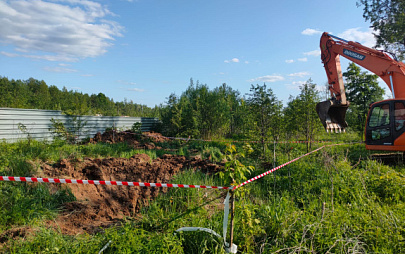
[211,83,242,138]
[160,93,183,135]
[357,0,405,59]
[284,95,299,140]
[246,84,280,157]
[160,79,245,139]
[343,62,385,138]
[285,79,322,151]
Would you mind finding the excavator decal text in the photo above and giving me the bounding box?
[343,49,365,61]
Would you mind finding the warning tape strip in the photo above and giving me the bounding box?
[232,146,325,190]
[0,143,355,191]
[0,176,231,190]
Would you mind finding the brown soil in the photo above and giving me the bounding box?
[0,226,37,248]
[0,131,223,245]
[37,154,223,235]
[88,130,170,150]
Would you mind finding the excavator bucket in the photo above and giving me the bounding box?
[316,100,349,133]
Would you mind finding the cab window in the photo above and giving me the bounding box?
[369,104,390,128]
[394,102,405,131]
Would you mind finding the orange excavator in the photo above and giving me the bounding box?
[317,32,405,151]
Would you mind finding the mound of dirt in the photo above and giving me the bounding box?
[142,132,171,143]
[38,154,223,235]
[88,130,170,150]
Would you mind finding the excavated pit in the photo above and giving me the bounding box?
[37,153,222,235]
[1,131,223,240]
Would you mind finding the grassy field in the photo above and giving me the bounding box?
[0,137,404,253]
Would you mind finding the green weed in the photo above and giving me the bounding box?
[1,139,405,253]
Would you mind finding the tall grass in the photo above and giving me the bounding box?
[0,139,172,231]
[0,140,77,230]
[1,139,404,253]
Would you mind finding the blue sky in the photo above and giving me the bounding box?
[0,0,380,107]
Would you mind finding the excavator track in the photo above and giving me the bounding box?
[370,153,405,165]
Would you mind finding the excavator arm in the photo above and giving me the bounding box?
[317,32,405,132]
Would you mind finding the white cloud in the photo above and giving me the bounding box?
[117,80,137,85]
[303,50,321,57]
[302,28,322,36]
[224,58,240,63]
[126,88,145,92]
[286,58,307,63]
[248,75,284,83]
[0,0,123,61]
[1,51,77,62]
[288,72,310,78]
[43,66,78,73]
[1,51,19,58]
[292,81,306,86]
[117,80,144,92]
[337,28,376,48]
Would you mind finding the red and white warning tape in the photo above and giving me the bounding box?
[232,146,325,190]
[1,144,352,191]
[0,176,231,190]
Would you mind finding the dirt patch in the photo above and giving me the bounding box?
[142,132,171,143]
[38,154,223,235]
[0,226,36,248]
[88,130,170,150]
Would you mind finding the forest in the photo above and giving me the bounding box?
[0,76,160,118]
[0,61,384,147]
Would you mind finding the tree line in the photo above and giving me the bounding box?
[160,78,323,153]
[0,77,160,117]
[0,61,384,151]
[160,63,384,146]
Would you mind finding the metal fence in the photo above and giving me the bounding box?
[0,107,160,143]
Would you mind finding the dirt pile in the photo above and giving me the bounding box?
[39,154,223,235]
[89,130,170,149]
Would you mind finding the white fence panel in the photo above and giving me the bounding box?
[0,108,160,142]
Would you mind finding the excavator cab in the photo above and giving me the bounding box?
[365,100,405,151]
[316,99,348,133]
